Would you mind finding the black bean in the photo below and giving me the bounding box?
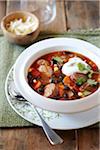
[37,76,41,80]
[64,51,72,55]
[52,59,58,64]
[27,72,33,79]
[37,87,44,93]
[27,74,34,85]
[64,85,69,90]
[58,74,64,82]
[50,78,55,83]
[50,75,57,83]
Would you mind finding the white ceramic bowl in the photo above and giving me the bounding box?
[13,38,100,113]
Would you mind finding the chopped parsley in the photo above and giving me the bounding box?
[83,90,91,96]
[86,65,92,71]
[76,77,87,85]
[88,71,93,78]
[53,56,63,63]
[87,79,97,86]
[77,63,86,71]
[77,63,95,77]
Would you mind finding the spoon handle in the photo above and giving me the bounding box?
[9,81,63,145]
[27,102,63,145]
[35,107,63,145]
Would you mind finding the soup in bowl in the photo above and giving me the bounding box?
[13,38,100,113]
[27,51,99,100]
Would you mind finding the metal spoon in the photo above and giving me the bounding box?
[8,81,63,145]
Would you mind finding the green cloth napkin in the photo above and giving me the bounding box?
[0,29,100,127]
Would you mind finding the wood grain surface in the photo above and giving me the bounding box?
[0,1,6,23]
[0,128,76,150]
[77,129,99,150]
[0,0,99,150]
[65,0,99,30]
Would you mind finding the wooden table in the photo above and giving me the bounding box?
[0,1,99,150]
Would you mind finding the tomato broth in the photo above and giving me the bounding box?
[27,51,99,100]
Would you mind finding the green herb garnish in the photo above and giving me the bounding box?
[86,65,92,71]
[88,71,93,78]
[86,66,93,78]
[87,79,97,85]
[76,77,87,85]
[53,56,63,63]
[77,63,95,76]
[77,63,86,71]
[83,90,91,96]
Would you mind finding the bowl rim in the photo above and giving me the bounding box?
[1,11,40,37]
[13,37,100,105]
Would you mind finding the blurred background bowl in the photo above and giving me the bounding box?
[1,11,40,45]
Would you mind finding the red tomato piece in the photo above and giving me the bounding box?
[31,68,40,77]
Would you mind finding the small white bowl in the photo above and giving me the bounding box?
[13,38,100,113]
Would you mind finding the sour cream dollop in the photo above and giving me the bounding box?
[8,16,38,35]
[62,57,88,76]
